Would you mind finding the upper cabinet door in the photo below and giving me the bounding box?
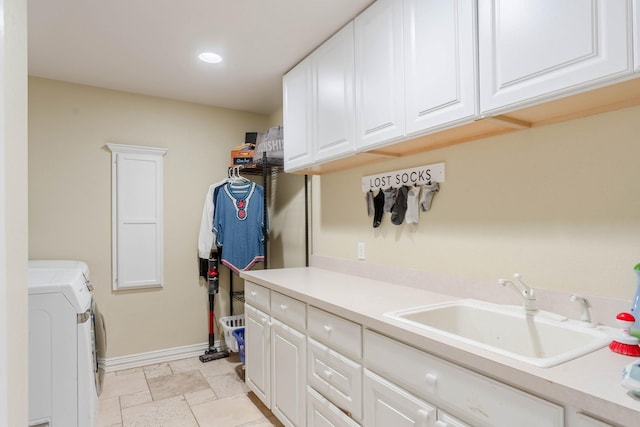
[314,22,356,164]
[634,0,640,72]
[479,0,632,114]
[283,56,314,172]
[354,0,405,151]
[404,0,478,136]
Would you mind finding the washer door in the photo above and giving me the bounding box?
[91,300,107,396]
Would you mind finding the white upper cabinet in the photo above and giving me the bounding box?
[403,0,478,136]
[283,55,314,172]
[314,22,357,164]
[634,0,640,72]
[479,0,633,114]
[354,0,405,151]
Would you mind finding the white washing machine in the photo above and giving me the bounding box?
[28,260,106,427]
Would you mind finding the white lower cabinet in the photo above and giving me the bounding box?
[364,330,564,427]
[308,337,362,422]
[364,369,437,427]
[308,386,360,427]
[246,284,307,427]
[272,318,307,427]
[245,304,271,407]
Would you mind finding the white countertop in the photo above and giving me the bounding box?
[240,266,640,426]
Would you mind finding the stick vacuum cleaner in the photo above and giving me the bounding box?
[200,252,229,362]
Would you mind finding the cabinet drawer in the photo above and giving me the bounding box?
[307,386,360,427]
[308,337,363,422]
[364,330,563,427]
[245,281,270,312]
[308,306,362,360]
[271,291,306,331]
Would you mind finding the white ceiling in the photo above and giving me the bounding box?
[28,0,374,115]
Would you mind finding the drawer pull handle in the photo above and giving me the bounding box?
[250,291,257,296]
[261,317,268,324]
[323,325,332,334]
[323,369,332,378]
[434,421,448,427]
[425,373,438,388]
[280,304,287,311]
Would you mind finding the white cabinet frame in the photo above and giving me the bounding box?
[107,144,167,290]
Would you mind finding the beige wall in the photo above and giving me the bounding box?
[28,77,271,357]
[2,0,28,424]
[313,105,640,301]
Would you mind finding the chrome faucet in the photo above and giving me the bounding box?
[498,273,537,314]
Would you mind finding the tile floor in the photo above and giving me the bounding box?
[98,353,283,427]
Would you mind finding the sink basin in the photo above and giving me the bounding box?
[384,299,612,368]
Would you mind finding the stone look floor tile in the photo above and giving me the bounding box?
[98,354,279,427]
[184,388,218,406]
[191,394,265,427]
[120,390,153,409]
[147,370,210,401]
[121,395,199,427]
[97,396,122,427]
[205,371,250,399]
[143,362,172,379]
[101,371,149,400]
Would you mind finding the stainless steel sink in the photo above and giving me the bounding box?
[384,299,612,368]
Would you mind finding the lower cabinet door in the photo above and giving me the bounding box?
[363,369,436,427]
[271,318,306,427]
[308,386,360,427]
[245,305,271,408]
[436,410,470,427]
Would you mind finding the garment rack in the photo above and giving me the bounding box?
[227,151,284,315]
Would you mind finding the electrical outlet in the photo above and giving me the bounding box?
[357,242,365,260]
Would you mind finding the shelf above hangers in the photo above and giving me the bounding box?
[361,162,445,192]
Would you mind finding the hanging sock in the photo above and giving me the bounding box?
[391,186,409,225]
[420,182,440,212]
[405,185,421,224]
[365,190,375,217]
[373,189,385,228]
[383,188,398,213]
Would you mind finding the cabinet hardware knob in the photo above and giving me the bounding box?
[417,409,432,422]
[323,325,332,333]
[324,369,332,378]
[425,373,438,388]
[434,421,448,427]
[250,291,257,296]
[280,304,287,311]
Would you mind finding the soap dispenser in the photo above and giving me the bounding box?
[630,263,640,339]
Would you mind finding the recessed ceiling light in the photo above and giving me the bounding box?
[198,52,223,64]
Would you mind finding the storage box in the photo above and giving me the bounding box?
[253,126,283,162]
[219,314,245,352]
[230,148,254,167]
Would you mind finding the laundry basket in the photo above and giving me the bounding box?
[219,314,245,352]
[232,328,245,364]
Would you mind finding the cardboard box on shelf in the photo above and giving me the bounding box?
[230,148,254,167]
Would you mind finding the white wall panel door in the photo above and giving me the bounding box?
[107,144,166,290]
[354,0,405,151]
[314,22,356,163]
[404,0,478,135]
[479,0,632,113]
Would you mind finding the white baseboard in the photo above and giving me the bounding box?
[103,341,221,372]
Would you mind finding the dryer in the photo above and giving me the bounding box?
[28,261,105,427]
